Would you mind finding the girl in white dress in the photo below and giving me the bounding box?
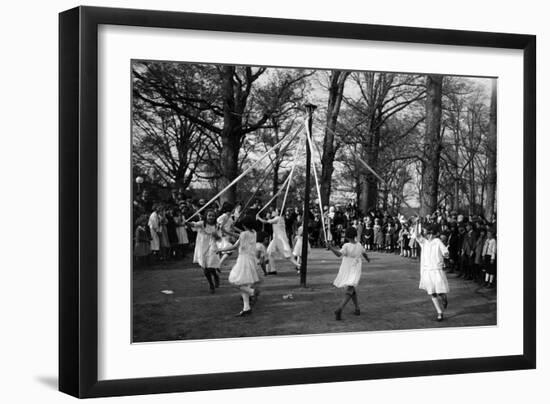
[328,227,370,321]
[292,226,310,274]
[148,205,161,259]
[216,203,236,268]
[256,208,299,275]
[187,210,222,293]
[411,223,450,321]
[218,215,260,317]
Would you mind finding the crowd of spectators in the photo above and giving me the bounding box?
[133,187,497,288]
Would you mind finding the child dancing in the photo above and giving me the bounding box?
[256,208,300,275]
[411,223,450,321]
[292,225,310,274]
[218,215,261,317]
[328,227,370,321]
[216,202,236,269]
[187,210,222,293]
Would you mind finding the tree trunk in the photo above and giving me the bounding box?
[220,131,240,204]
[359,123,381,213]
[219,66,242,204]
[485,79,497,220]
[320,71,349,206]
[420,75,443,217]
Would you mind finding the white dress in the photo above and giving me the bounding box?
[417,236,450,294]
[229,231,260,285]
[267,216,292,258]
[292,235,310,257]
[192,222,221,269]
[216,213,234,251]
[333,242,365,288]
[325,214,333,242]
[148,211,161,251]
[174,215,189,245]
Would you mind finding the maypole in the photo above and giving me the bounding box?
[300,104,317,287]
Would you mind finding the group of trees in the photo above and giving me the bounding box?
[132,60,497,217]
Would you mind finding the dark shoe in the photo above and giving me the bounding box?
[436,313,444,322]
[334,309,342,321]
[353,309,361,316]
[209,288,215,294]
[250,290,260,305]
[235,309,252,317]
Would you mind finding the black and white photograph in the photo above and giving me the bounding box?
[2,0,545,402]
[131,60,498,342]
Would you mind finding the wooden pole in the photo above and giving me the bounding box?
[301,104,316,287]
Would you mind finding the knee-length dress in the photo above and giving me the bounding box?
[191,221,221,269]
[148,211,161,251]
[229,230,261,285]
[174,215,189,245]
[216,212,234,251]
[292,235,310,257]
[417,236,450,294]
[333,242,366,288]
[267,216,292,258]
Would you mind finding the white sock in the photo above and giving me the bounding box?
[240,285,254,295]
[431,296,443,314]
[241,292,250,311]
[489,274,494,284]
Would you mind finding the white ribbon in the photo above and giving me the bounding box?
[256,170,293,216]
[304,120,329,243]
[241,122,305,213]
[186,128,300,222]
[258,131,306,215]
[356,155,386,185]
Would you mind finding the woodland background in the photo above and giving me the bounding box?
[133,62,496,217]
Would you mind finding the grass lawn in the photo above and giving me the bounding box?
[132,248,496,342]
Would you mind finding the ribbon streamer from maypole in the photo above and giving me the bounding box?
[304,120,329,243]
[241,122,305,214]
[256,167,294,216]
[355,155,387,185]
[319,124,387,186]
[257,130,306,216]
[185,131,296,222]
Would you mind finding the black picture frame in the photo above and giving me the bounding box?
[59,5,536,398]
